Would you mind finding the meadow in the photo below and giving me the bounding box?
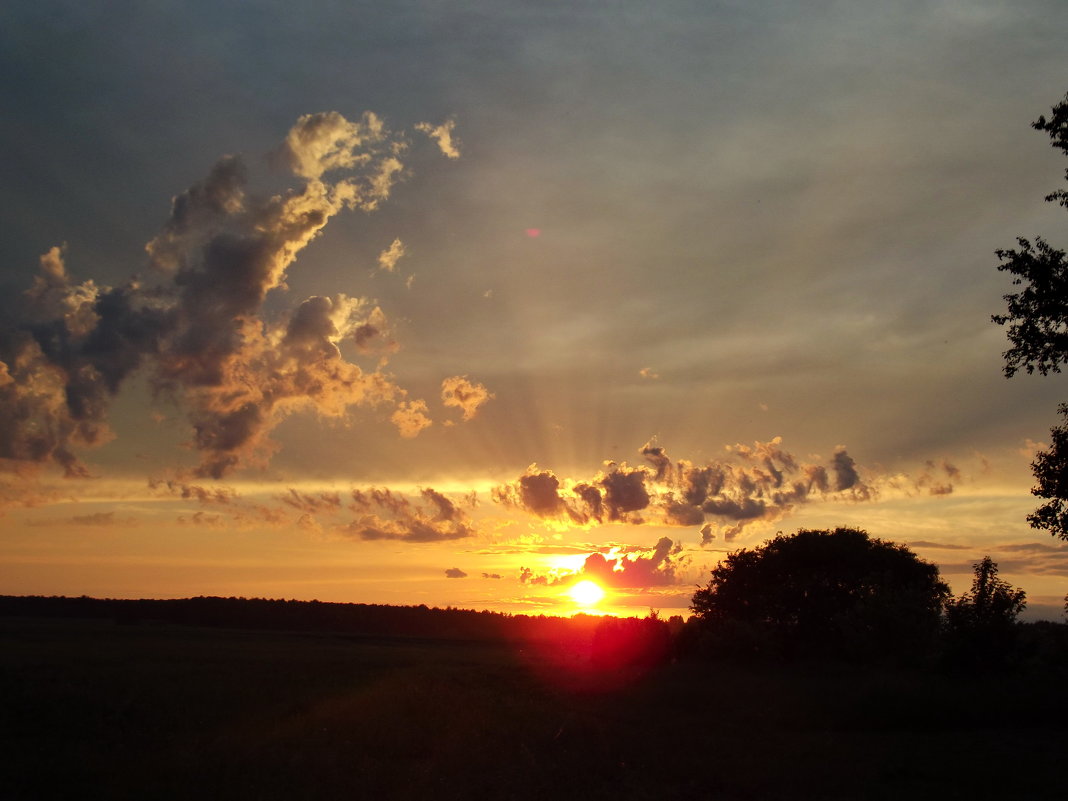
[2,611,1066,800]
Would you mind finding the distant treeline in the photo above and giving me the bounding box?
[0,594,570,640]
[0,594,675,668]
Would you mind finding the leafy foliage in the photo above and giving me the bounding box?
[992,236,1068,377]
[1029,403,1068,537]
[690,527,950,663]
[994,91,1068,540]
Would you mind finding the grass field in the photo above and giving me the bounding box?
[2,617,1066,800]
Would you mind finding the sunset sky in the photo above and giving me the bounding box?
[2,1,1068,619]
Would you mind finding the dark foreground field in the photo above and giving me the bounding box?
[3,617,1066,801]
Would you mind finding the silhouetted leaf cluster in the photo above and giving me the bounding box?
[1029,402,1068,538]
[994,91,1068,543]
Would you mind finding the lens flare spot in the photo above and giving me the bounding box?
[569,579,605,607]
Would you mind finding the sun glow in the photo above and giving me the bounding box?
[568,579,606,607]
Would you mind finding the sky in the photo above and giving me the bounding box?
[2,0,1067,619]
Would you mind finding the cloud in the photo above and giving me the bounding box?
[26,510,137,528]
[344,486,476,542]
[907,540,970,550]
[913,459,962,496]
[0,246,153,478]
[482,572,503,579]
[273,110,395,182]
[444,567,468,578]
[0,111,482,479]
[639,367,659,380]
[391,399,432,438]
[520,537,689,589]
[278,488,342,514]
[415,118,461,159]
[149,478,238,505]
[377,238,406,272]
[440,375,494,421]
[940,542,1068,579]
[493,438,881,541]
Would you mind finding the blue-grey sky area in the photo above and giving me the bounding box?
[1,1,1067,618]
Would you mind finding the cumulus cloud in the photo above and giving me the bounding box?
[415,118,461,159]
[493,437,878,542]
[444,567,468,578]
[0,111,487,479]
[391,399,433,438]
[345,486,476,542]
[440,375,494,421]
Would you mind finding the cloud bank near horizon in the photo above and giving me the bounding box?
[492,437,887,542]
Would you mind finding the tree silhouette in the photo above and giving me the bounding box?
[944,557,1026,671]
[945,556,1026,627]
[993,91,1068,540]
[690,527,950,663]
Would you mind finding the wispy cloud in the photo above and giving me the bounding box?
[415,118,461,159]
[344,486,477,542]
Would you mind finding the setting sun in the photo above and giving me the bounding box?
[569,580,606,607]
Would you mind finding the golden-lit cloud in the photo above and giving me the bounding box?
[415,118,461,159]
[0,111,488,479]
[441,375,494,421]
[377,238,406,272]
[391,399,433,438]
[520,537,688,589]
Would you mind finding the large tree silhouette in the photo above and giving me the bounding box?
[690,527,949,662]
[993,91,1068,540]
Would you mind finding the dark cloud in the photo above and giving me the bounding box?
[345,486,476,542]
[831,447,861,492]
[279,488,342,514]
[444,567,468,578]
[640,439,672,482]
[912,458,965,497]
[149,478,237,505]
[493,438,877,542]
[482,572,503,579]
[0,248,169,477]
